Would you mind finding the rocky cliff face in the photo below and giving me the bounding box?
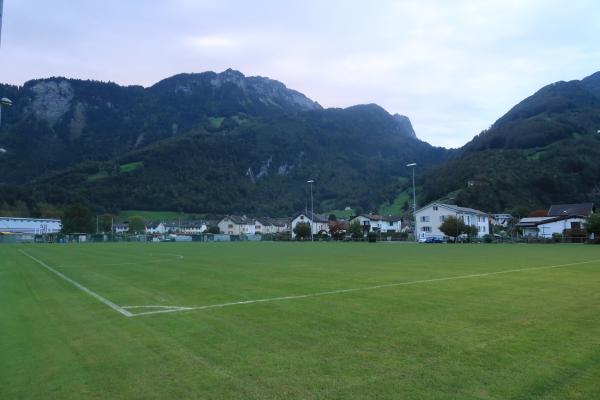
[27,80,74,126]
[393,114,417,139]
[151,68,321,115]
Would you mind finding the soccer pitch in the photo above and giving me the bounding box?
[1,243,599,399]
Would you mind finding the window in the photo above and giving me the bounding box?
[433,206,438,211]
[421,226,431,232]
[228,224,234,229]
[440,215,446,222]
[420,216,430,222]
[389,221,393,226]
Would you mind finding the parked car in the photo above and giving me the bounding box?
[419,236,444,243]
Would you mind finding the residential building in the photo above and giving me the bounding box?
[517,216,586,238]
[114,223,129,233]
[415,203,490,240]
[517,203,594,238]
[146,222,166,234]
[351,214,402,233]
[0,217,62,234]
[490,213,514,227]
[291,213,329,239]
[218,215,255,235]
[179,220,207,234]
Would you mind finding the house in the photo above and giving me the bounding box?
[268,218,291,233]
[0,217,62,234]
[547,203,594,217]
[490,213,513,227]
[179,220,207,234]
[291,213,329,239]
[146,222,166,234]
[516,216,586,238]
[415,203,490,240]
[351,214,402,234]
[257,218,290,234]
[516,203,593,238]
[217,215,255,235]
[114,223,129,233]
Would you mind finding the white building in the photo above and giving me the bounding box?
[491,213,513,227]
[517,216,586,238]
[146,222,166,234]
[291,213,329,239]
[415,203,490,240]
[0,217,62,234]
[351,214,402,233]
[179,221,208,235]
[218,215,255,235]
[516,203,594,238]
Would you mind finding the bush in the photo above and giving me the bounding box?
[483,234,493,243]
[367,232,377,243]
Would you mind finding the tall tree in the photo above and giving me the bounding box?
[438,216,468,242]
[61,204,94,234]
[347,220,363,239]
[293,222,311,240]
[584,214,600,239]
[128,216,146,234]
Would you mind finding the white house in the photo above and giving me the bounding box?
[490,213,513,227]
[255,218,290,234]
[0,217,62,234]
[415,203,490,240]
[351,214,402,233]
[146,222,167,234]
[516,216,586,238]
[516,203,593,238]
[114,223,129,233]
[291,213,329,239]
[179,221,207,234]
[218,215,255,235]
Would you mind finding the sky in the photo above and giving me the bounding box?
[1,0,599,148]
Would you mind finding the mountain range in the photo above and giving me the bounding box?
[0,69,599,217]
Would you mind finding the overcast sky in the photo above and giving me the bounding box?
[1,0,599,147]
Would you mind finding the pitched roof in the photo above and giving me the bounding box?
[516,215,583,227]
[416,202,488,216]
[294,212,329,223]
[257,217,290,227]
[547,203,594,217]
[355,214,402,222]
[220,215,253,225]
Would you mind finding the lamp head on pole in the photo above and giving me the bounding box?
[307,179,314,183]
[406,163,416,167]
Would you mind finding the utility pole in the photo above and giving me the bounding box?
[406,163,417,242]
[307,180,315,242]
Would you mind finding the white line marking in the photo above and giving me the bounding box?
[20,250,133,317]
[129,258,600,317]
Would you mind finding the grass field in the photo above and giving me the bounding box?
[1,242,599,399]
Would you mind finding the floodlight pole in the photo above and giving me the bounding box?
[307,180,314,242]
[406,163,417,242]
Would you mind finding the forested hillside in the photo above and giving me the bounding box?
[0,70,450,216]
[421,71,600,213]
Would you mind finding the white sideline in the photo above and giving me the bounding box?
[20,250,133,317]
[128,258,600,317]
[19,249,600,318]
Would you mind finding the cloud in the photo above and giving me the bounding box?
[1,0,600,148]
[186,34,239,50]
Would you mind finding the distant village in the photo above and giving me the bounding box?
[0,201,596,243]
